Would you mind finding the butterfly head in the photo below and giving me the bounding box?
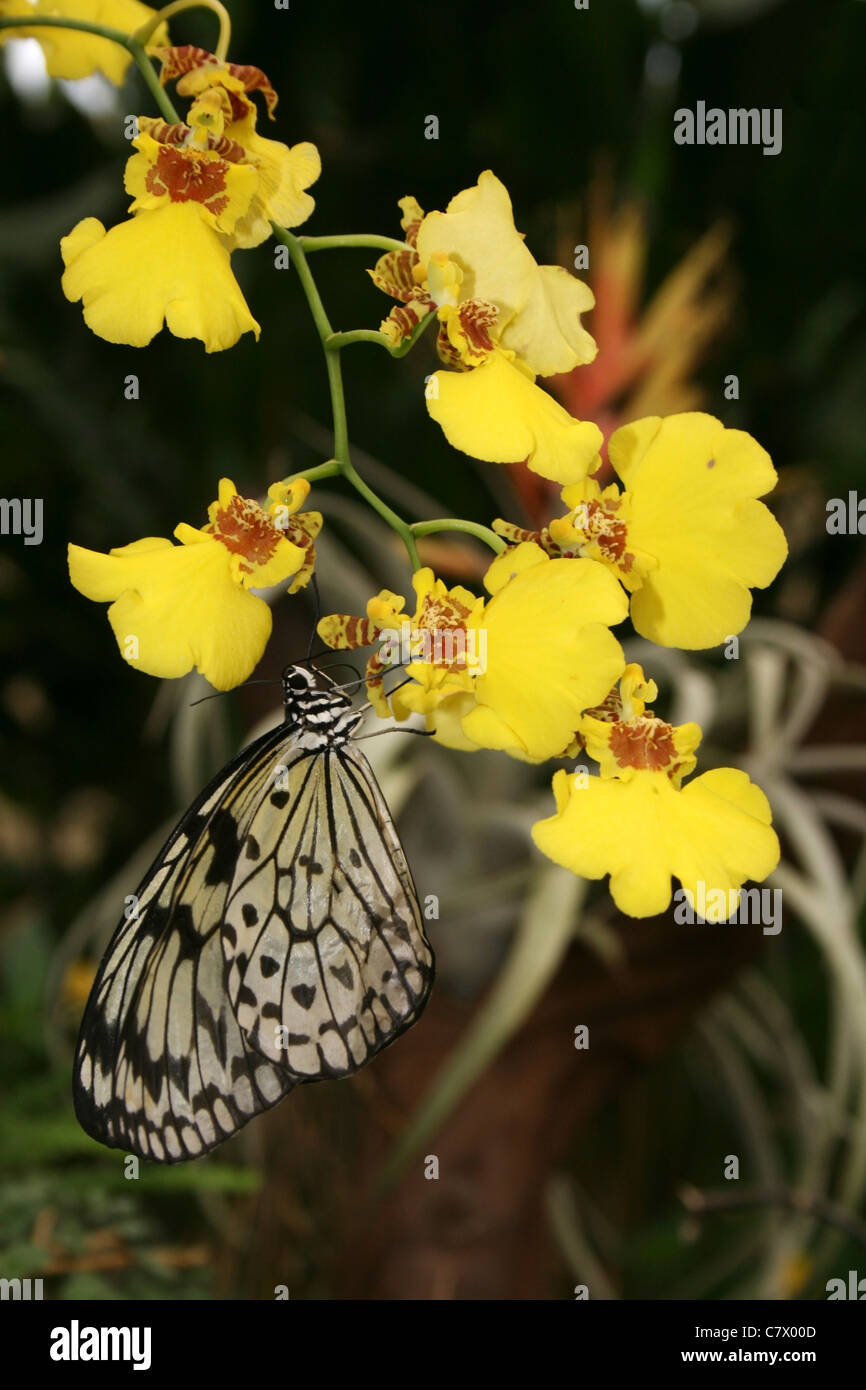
[282,664,362,749]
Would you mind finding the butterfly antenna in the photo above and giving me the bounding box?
[352,671,413,716]
[315,659,364,688]
[352,675,434,739]
[189,678,280,708]
[286,650,364,692]
[354,725,434,742]
[306,574,322,659]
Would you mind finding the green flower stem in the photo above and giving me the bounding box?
[272,224,422,572]
[390,309,437,357]
[321,344,422,569]
[0,16,180,122]
[128,40,180,123]
[0,15,127,40]
[326,310,437,358]
[134,0,232,62]
[322,344,350,466]
[325,329,394,352]
[281,460,342,487]
[299,234,408,254]
[342,456,421,570]
[272,224,334,339]
[411,519,506,554]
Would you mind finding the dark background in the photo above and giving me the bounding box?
[1,0,864,1300]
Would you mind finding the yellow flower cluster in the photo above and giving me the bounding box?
[315,174,788,917]
[55,69,787,923]
[316,409,787,918]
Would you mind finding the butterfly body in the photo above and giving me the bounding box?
[74,666,433,1162]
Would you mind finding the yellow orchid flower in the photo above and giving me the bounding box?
[318,571,486,721]
[61,123,260,352]
[605,413,788,647]
[367,195,432,343]
[0,0,168,84]
[494,411,788,649]
[369,174,601,483]
[318,543,628,762]
[158,46,321,249]
[416,170,597,375]
[454,543,627,759]
[60,51,320,351]
[68,479,321,690]
[427,343,602,485]
[532,664,780,919]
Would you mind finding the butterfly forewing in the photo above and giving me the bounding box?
[73,669,434,1162]
[74,729,300,1161]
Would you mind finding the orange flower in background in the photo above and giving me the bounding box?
[512,174,735,525]
[554,187,732,426]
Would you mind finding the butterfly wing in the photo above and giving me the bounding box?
[224,744,434,1077]
[73,725,305,1162]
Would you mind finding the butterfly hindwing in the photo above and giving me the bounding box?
[224,745,434,1076]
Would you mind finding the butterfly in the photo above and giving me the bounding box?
[73,665,434,1162]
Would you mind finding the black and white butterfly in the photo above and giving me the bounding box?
[73,666,434,1162]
